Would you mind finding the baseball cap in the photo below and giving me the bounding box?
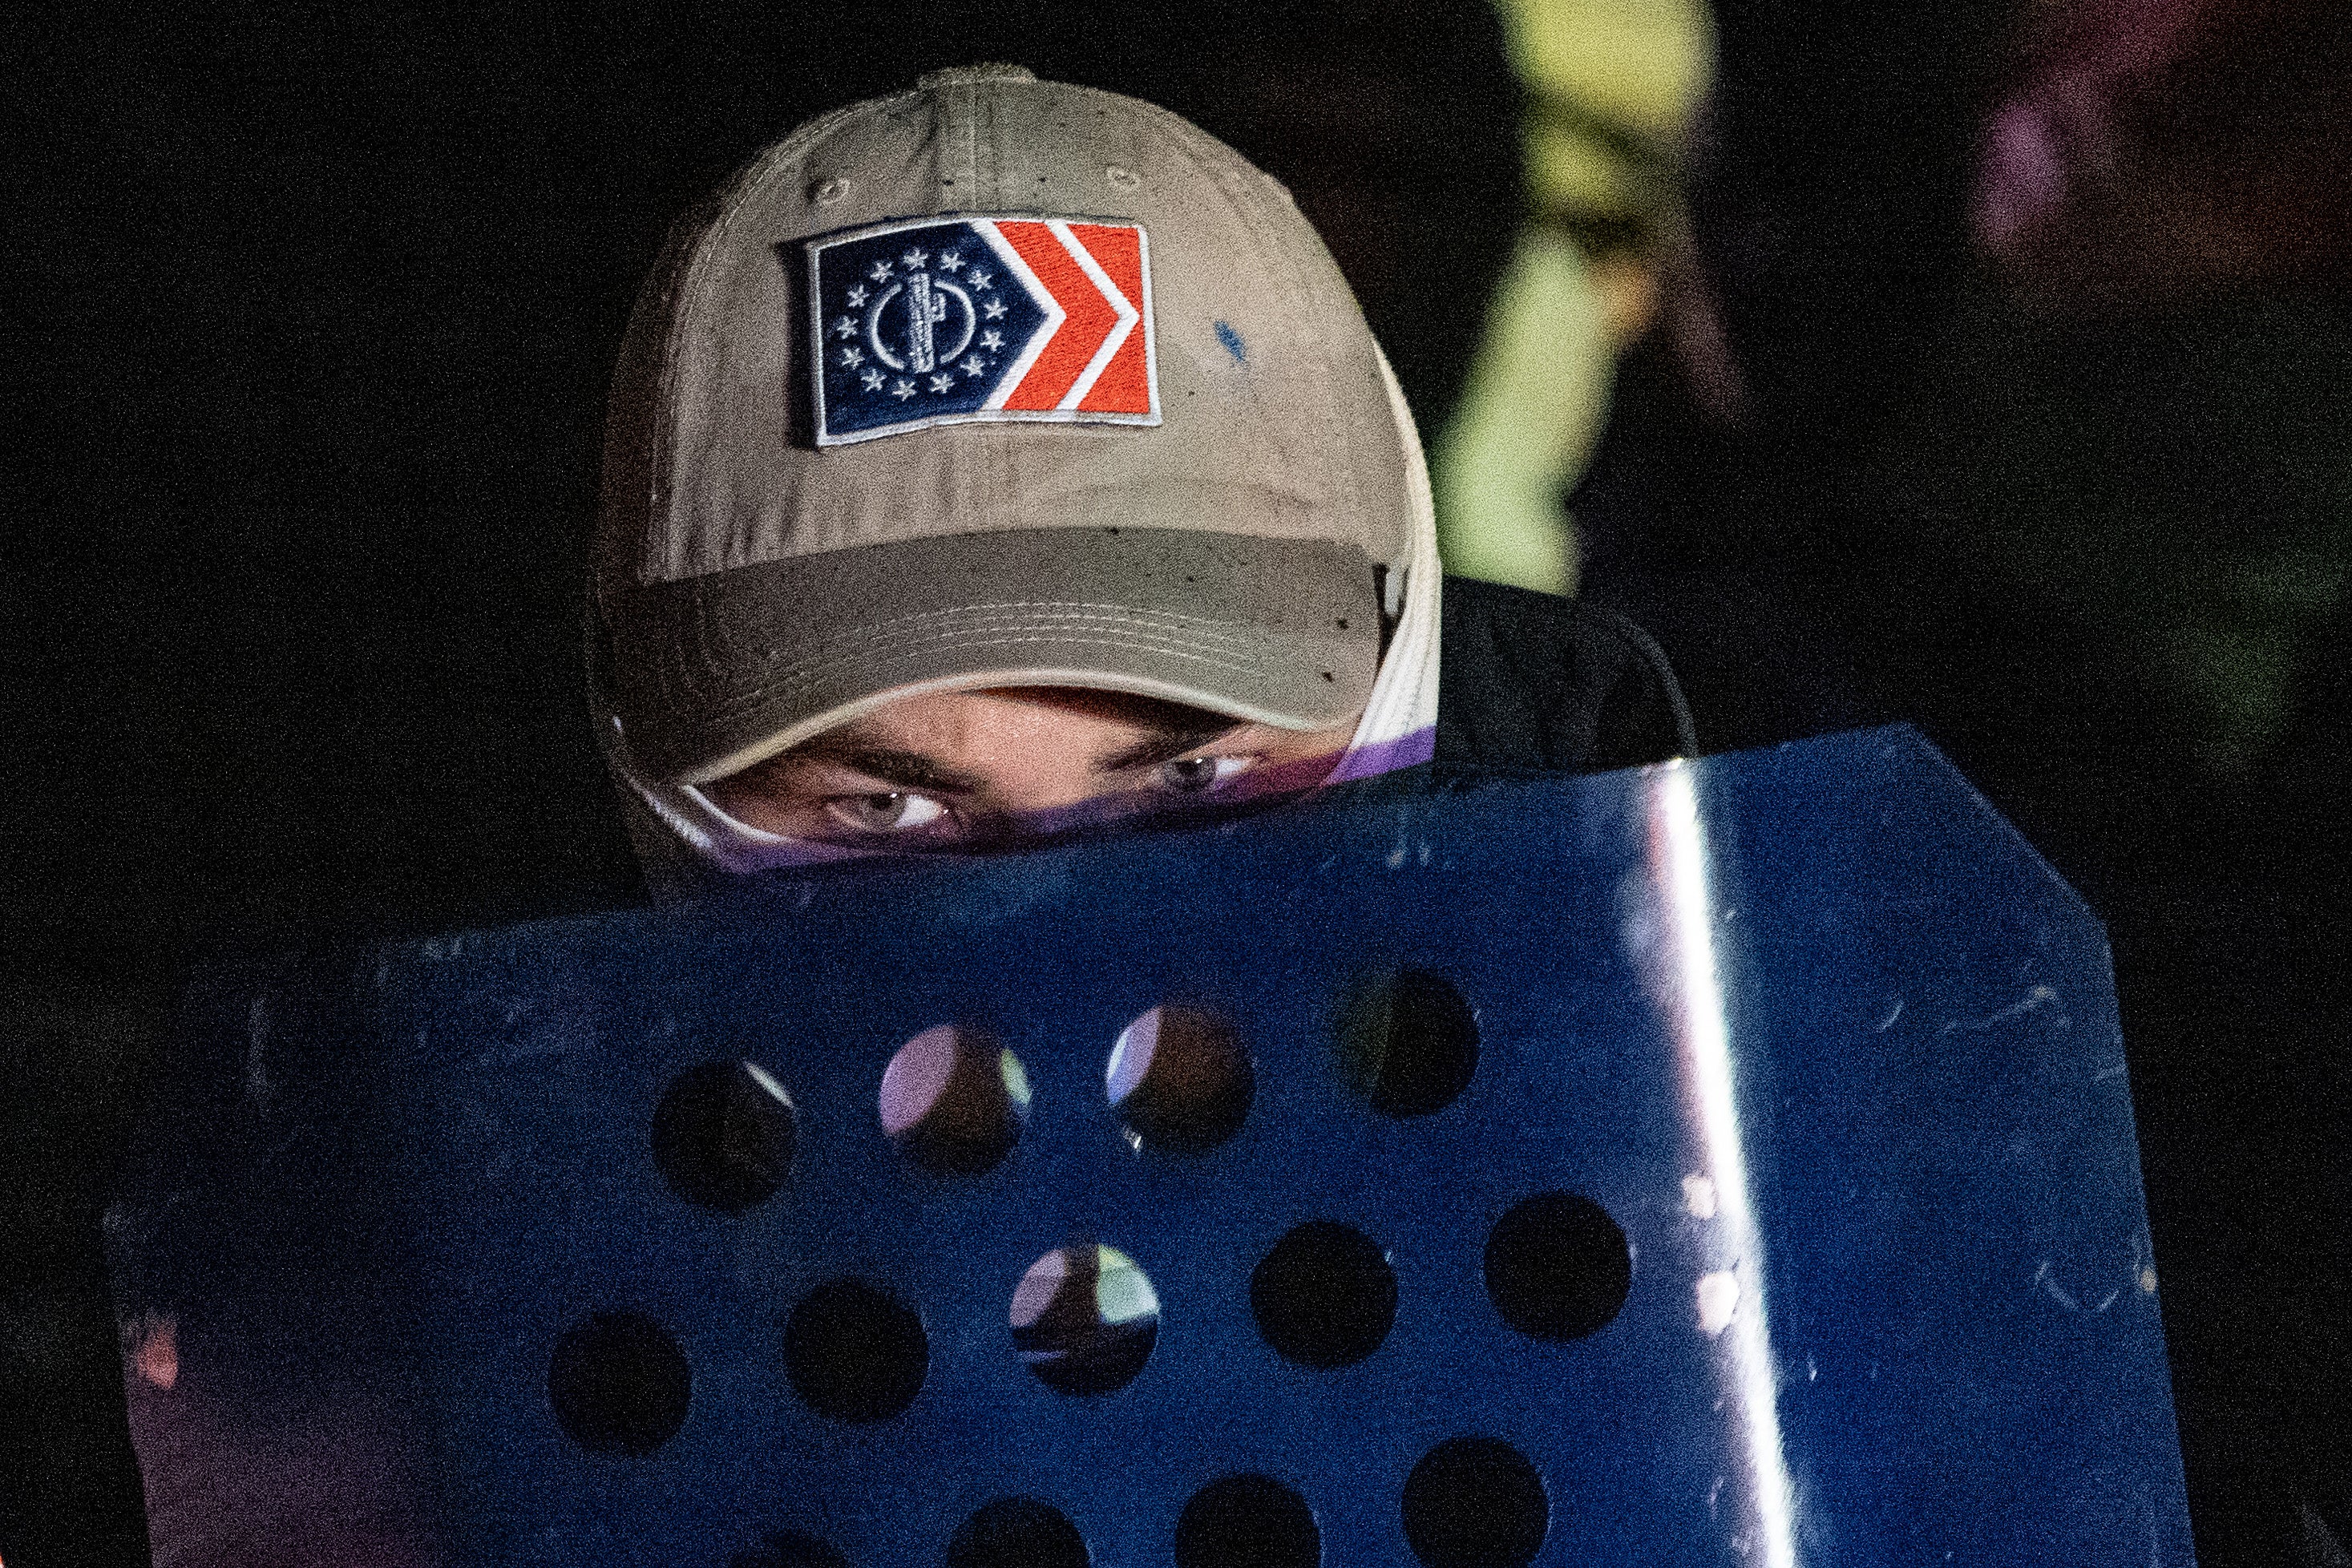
[592,63,1416,786]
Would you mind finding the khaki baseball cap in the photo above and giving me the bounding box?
[594,63,1415,786]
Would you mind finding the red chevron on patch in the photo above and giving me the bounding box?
[1068,223,1151,414]
[979,218,1154,416]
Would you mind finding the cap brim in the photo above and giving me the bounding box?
[603,527,1382,785]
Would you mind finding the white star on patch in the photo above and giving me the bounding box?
[961,354,985,375]
[839,346,863,367]
[983,297,1006,319]
[833,316,855,339]
[968,269,992,289]
[902,247,927,268]
[892,378,916,400]
[927,373,955,394]
[938,251,963,271]
[861,368,885,391]
[846,285,868,307]
[979,329,1004,351]
[869,261,892,282]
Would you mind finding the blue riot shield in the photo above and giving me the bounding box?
[107,727,2196,1566]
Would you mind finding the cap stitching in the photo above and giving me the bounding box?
[811,609,1271,654]
[709,604,1280,680]
[786,624,1266,675]
[701,600,1309,668]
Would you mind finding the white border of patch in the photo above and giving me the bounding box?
[807,212,1160,448]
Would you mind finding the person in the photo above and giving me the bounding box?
[587,62,1691,897]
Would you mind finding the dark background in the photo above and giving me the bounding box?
[5,2,2346,1564]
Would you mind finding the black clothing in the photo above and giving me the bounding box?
[1433,576,1692,774]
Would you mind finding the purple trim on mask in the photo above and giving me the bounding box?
[1322,725,1436,785]
[706,833,879,875]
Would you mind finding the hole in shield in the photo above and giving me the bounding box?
[1108,1005,1252,1151]
[784,1279,927,1423]
[651,1060,797,1212]
[1484,1192,1632,1341]
[947,1496,1090,1568]
[1250,1221,1397,1369]
[1400,1438,1548,1568]
[547,1311,691,1457]
[1338,970,1477,1117]
[1174,1473,1322,1568]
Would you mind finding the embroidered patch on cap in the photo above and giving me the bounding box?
[808,215,1159,446]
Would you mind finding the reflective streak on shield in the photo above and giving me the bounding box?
[1647,759,1796,1568]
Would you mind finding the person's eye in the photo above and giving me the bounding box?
[824,791,949,834]
[1154,755,1254,795]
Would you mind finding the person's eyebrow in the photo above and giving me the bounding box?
[1093,718,1247,774]
[791,741,986,795]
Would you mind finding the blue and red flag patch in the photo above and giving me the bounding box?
[807,215,1159,447]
